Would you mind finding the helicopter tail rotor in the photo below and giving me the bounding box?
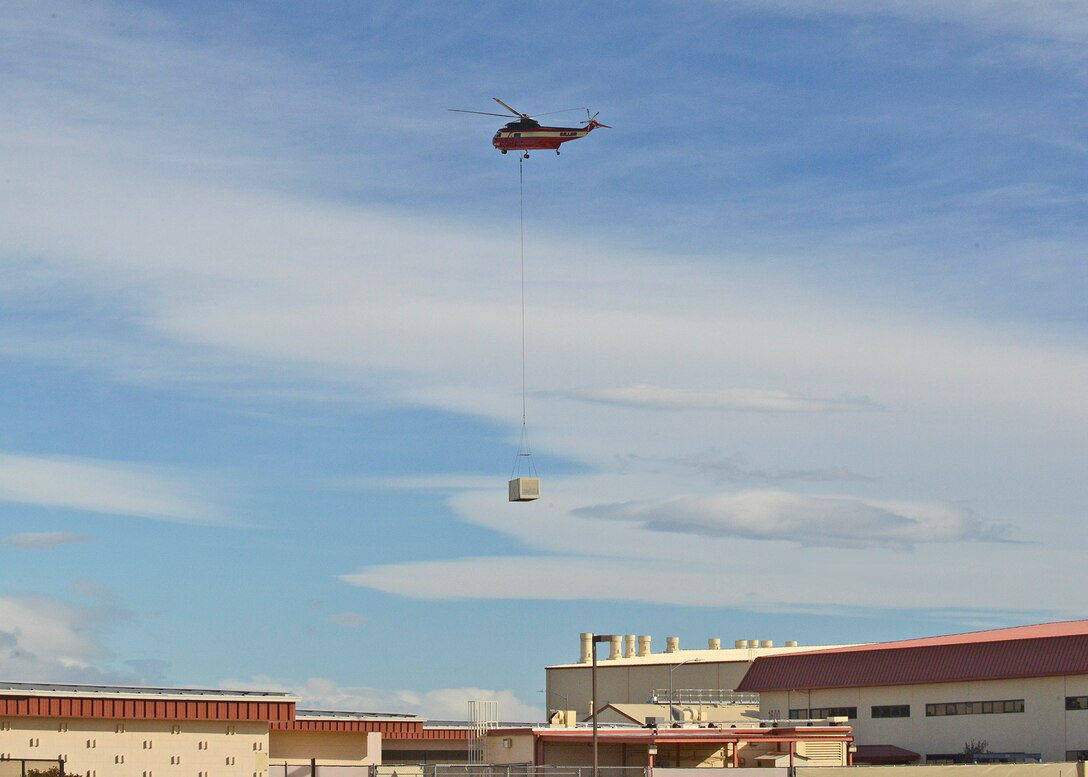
[581,109,611,129]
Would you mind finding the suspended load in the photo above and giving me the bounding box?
[509,476,540,502]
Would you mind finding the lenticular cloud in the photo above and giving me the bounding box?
[575,490,1011,550]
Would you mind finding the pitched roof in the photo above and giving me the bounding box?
[735,620,1088,692]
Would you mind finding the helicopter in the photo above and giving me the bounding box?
[449,98,610,157]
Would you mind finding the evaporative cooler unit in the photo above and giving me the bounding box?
[508,477,540,502]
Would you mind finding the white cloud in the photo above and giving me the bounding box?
[2,0,1087,625]
[0,452,225,524]
[228,676,541,722]
[568,384,877,413]
[0,594,110,679]
[573,491,1010,550]
[2,532,92,549]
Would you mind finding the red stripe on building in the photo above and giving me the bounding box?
[0,696,296,721]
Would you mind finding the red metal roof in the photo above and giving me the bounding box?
[736,621,1088,692]
[0,695,295,721]
[271,718,425,735]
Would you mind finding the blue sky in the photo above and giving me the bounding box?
[1,0,1087,720]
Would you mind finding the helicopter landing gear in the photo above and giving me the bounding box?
[523,152,530,159]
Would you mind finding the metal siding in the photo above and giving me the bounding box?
[737,634,1088,691]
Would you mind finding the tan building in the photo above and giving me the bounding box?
[545,633,854,720]
[0,681,293,777]
[0,681,472,776]
[485,720,854,768]
[736,620,1088,764]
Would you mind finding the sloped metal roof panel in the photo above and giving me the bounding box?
[736,633,1088,691]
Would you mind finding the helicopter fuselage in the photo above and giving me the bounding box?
[492,121,600,153]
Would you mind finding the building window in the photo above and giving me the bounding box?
[925,699,1024,716]
[1067,697,1088,711]
[789,707,857,719]
[1066,751,1088,761]
[872,704,910,718]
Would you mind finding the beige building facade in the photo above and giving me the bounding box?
[545,633,853,719]
[485,722,854,768]
[0,682,469,776]
[737,621,1088,763]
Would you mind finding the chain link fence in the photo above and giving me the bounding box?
[270,765,647,777]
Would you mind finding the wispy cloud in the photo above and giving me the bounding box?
[2,532,92,549]
[0,452,225,524]
[0,594,110,679]
[615,451,874,484]
[569,384,878,413]
[740,0,1088,46]
[574,491,1012,550]
[325,612,366,629]
[227,676,541,722]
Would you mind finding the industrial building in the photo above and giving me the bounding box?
[544,633,853,721]
[484,719,853,769]
[0,681,469,776]
[735,620,1088,764]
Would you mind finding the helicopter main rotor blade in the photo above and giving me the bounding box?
[529,107,588,119]
[493,98,529,118]
[449,109,520,118]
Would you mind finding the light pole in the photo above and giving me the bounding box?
[591,633,615,777]
[666,658,701,717]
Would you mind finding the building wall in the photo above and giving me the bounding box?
[0,715,269,777]
[546,642,847,718]
[760,674,1088,761]
[268,730,379,765]
[547,661,755,717]
[485,732,536,764]
[380,737,469,764]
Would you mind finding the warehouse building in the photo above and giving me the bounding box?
[735,620,1088,764]
[0,681,469,775]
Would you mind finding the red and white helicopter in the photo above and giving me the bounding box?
[449,98,610,157]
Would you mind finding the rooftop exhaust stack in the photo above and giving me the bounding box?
[708,638,721,650]
[666,636,680,653]
[761,640,774,648]
[785,640,799,647]
[638,635,652,657]
[735,639,747,649]
[608,635,622,660]
[579,633,593,664]
[625,635,636,658]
